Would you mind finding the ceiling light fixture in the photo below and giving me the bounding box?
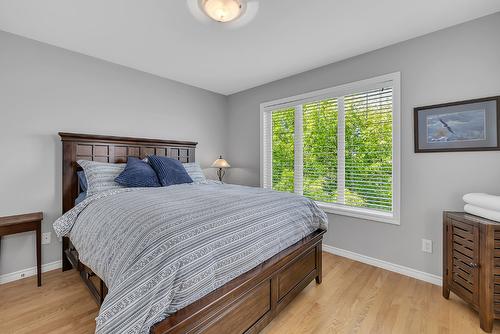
[187,0,258,28]
[201,0,246,23]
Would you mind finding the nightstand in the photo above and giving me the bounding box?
[443,211,500,332]
[0,212,43,286]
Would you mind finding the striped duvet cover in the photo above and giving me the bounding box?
[53,183,327,334]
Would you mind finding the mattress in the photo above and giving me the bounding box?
[54,183,328,334]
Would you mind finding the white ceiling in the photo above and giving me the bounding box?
[1,1,499,95]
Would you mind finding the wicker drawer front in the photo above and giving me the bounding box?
[494,230,500,317]
[449,219,479,306]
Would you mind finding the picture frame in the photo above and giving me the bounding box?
[414,95,500,153]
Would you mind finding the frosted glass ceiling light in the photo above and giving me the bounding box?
[188,0,258,28]
[201,0,245,23]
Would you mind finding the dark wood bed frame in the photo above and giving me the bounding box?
[59,132,325,334]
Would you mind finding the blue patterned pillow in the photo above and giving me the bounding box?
[115,157,161,188]
[148,155,193,186]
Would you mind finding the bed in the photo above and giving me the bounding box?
[57,132,327,334]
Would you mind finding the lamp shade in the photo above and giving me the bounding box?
[211,155,230,168]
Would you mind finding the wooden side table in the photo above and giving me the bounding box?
[0,212,43,286]
[443,211,500,332]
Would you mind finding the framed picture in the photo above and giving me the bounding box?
[414,95,500,153]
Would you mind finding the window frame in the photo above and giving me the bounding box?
[260,72,401,225]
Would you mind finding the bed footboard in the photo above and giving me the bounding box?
[63,229,325,332]
[151,229,326,334]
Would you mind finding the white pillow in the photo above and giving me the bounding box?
[77,160,126,197]
[182,162,207,184]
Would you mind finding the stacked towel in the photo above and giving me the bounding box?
[463,193,500,222]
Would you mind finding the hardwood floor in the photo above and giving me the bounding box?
[0,269,97,334]
[0,252,498,333]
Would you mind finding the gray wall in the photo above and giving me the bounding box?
[1,13,499,279]
[0,31,228,276]
[226,13,500,276]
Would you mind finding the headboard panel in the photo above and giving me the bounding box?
[59,132,197,214]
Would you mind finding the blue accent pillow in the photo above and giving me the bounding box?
[77,170,87,192]
[115,157,161,187]
[147,155,193,186]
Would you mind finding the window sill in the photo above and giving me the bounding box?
[316,202,400,225]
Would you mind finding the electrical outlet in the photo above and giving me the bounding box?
[42,232,51,245]
[421,239,432,253]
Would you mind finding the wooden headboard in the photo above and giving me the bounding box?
[59,132,197,214]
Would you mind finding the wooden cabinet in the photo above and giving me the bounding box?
[443,211,499,332]
[445,216,480,306]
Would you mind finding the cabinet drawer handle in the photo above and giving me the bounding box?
[469,262,480,268]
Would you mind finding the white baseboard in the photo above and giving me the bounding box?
[0,260,62,285]
[322,244,442,286]
[1,248,441,287]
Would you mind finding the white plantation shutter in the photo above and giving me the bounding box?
[268,108,295,192]
[261,73,400,223]
[294,106,303,195]
[302,98,338,202]
[343,88,393,212]
[262,109,272,189]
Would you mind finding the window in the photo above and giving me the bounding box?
[261,73,400,224]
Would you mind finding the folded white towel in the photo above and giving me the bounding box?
[463,193,500,212]
[464,204,500,222]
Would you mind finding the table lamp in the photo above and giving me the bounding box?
[211,155,230,182]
